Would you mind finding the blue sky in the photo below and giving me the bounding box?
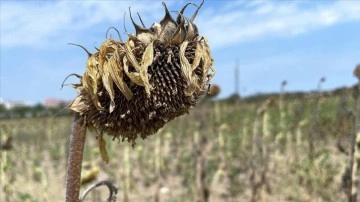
[1,0,360,104]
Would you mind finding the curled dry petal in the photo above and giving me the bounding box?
[124,39,153,96]
[102,61,116,113]
[107,49,133,101]
[179,41,196,96]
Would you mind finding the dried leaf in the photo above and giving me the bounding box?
[69,95,88,113]
[170,16,186,45]
[185,21,198,40]
[158,2,178,42]
[98,134,109,163]
[129,8,155,44]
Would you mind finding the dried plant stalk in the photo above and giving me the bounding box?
[276,81,287,151]
[250,98,274,202]
[309,77,325,161]
[66,113,86,202]
[194,131,209,202]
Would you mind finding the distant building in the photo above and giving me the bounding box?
[43,98,71,108]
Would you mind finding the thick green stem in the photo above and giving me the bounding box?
[66,113,87,202]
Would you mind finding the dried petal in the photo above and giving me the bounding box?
[108,50,133,100]
[124,40,153,96]
[123,56,143,85]
[179,41,196,96]
[102,61,116,112]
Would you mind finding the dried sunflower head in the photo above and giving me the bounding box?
[69,0,214,144]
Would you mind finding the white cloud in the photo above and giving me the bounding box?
[0,1,169,48]
[196,1,360,49]
[1,0,360,49]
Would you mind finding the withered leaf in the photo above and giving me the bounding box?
[98,134,109,163]
[129,8,155,45]
[170,15,186,45]
[158,2,178,42]
[69,95,87,113]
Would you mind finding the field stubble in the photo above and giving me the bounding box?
[0,92,358,201]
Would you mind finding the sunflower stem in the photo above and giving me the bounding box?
[66,113,87,202]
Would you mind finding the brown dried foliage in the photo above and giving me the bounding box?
[68,1,214,144]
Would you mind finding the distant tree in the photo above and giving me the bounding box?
[33,103,45,111]
[11,106,32,118]
[0,104,6,112]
